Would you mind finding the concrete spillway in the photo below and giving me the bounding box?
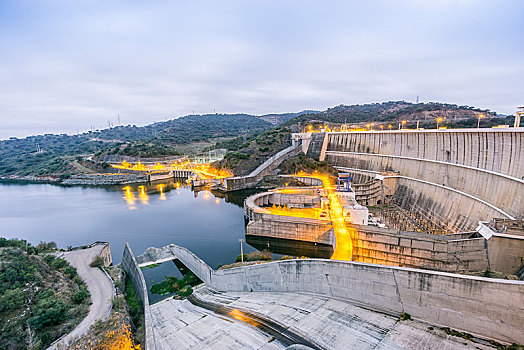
[122,243,524,347]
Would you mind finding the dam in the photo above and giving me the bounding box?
[121,127,524,349]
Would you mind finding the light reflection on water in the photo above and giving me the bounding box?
[0,180,320,303]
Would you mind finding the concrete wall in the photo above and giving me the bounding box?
[136,243,524,345]
[349,225,488,272]
[121,243,156,350]
[99,243,113,267]
[246,211,334,245]
[305,132,327,160]
[326,151,523,220]
[488,235,524,274]
[325,129,524,178]
[323,130,524,229]
[393,178,506,232]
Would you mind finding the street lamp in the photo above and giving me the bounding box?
[436,117,443,129]
[401,120,406,129]
[239,238,244,266]
[388,124,392,130]
[477,114,484,128]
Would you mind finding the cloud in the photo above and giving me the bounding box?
[0,0,522,138]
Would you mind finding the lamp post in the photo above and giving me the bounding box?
[239,238,244,266]
[436,117,443,129]
[477,114,484,128]
[401,120,406,129]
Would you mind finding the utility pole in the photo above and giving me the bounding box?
[118,114,121,125]
[239,238,244,266]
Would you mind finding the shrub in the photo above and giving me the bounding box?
[89,256,104,268]
[0,288,26,312]
[50,258,68,270]
[72,287,89,304]
[64,265,77,278]
[28,290,68,330]
[43,255,55,264]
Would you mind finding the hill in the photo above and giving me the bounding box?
[283,101,509,128]
[0,114,272,179]
[0,102,512,181]
[0,238,91,350]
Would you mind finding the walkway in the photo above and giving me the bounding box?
[49,244,113,349]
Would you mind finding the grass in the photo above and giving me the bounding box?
[150,271,202,298]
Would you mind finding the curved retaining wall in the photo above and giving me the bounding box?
[244,191,333,245]
[326,129,524,178]
[322,129,524,231]
[326,151,523,220]
[135,243,524,345]
[121,243,156,350]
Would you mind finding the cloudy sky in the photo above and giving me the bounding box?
[0,0,523,139]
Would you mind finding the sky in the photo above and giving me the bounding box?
[0,0,523,139]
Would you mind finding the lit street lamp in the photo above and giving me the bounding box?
[477,114,484,128]
[436,117,443,129]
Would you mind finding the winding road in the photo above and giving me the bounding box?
[48,244,114,349]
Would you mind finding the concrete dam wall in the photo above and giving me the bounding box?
[129,243,524,345]
[323,129,524,231]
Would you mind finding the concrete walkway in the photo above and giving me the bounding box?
[190,287,499,350]
[49,244,114,349]
[150,297,286,350]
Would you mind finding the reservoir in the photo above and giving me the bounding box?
[0,180,259,302]
[0,180,260,266]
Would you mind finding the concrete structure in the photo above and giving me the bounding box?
[244,189,334,246]
[320,129,524,232]
[122,243,156,349]
[191,287,503,350]
[225,142,302,191]
[150,297,285,350]
[125,243,524,345]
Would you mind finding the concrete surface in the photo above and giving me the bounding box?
[150,298,285,350]
[192,287,500,350]
[132,243,524,345]
[49,243,114,349]
[321,129,524,230]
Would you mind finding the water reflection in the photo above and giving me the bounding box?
[123,186,137,210]
[157,184,166,200]
[246,235,333,259]
[121,179,193,210]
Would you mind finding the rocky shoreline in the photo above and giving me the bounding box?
[1,173,147,186]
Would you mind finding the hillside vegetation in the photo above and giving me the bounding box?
[0,114,271,179]
[213,126,292,176]
[284,101,507,128]
[0,238,90,350]
[1,102,512,180]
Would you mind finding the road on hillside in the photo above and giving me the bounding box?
[48,244,114,349]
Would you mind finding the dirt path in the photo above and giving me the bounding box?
[48,244,114,349]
